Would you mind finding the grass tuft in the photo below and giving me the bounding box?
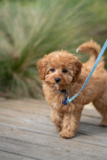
[0,0,107,98]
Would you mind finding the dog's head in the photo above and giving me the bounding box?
[37,50,82,90]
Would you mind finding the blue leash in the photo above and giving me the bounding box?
[61,39,107,105]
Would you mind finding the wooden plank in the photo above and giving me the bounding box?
[82,108,101,118]
[0,100,100,118]
[0,107,100,126]
[0,151,35,160]
[0,108,52,125]
[0,104,50,116]
[0,115,55,136]
[0,137,92,160]
[0,99,106,160]
[0,114,107,139]
[0,101,101,126]
[80,115,100,125]
[0,99,48,106]
[79,123,107,137]
[0,100,49,110]
[0,124,107,148]
[0,126,107,160]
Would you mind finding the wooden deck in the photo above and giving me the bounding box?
[0,98,107,160]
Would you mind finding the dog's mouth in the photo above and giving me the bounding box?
[54,83,60,90]
[46,81,68,91]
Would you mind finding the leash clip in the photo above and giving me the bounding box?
[62,90,69,105]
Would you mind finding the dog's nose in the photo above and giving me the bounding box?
[55,77,60,83]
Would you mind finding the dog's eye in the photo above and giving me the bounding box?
[62,69,67,73]
[51,68,55,72]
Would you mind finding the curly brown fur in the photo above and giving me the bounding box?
[37,40,107,139]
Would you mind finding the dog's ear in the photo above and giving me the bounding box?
[73,58,82,82]
[37,57,47,80]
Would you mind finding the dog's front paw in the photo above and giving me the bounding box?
[60,130,75,139]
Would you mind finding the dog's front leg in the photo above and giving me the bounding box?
[60,104,83,138]
[50,109,63,131]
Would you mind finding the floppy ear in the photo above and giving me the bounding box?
[37,58,47,80]
[73,59,82,82]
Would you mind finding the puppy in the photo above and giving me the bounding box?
[37,40,107,139]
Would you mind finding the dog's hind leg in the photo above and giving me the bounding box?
[93,90,107,126]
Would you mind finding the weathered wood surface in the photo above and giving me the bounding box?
[0,98,106,160]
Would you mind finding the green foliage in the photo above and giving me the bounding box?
[0,0,107,98]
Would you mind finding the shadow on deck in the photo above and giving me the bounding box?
[0,98,107,160]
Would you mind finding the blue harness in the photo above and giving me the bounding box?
[58,39,107,105]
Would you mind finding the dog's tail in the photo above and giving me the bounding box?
[76,40,101,60]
